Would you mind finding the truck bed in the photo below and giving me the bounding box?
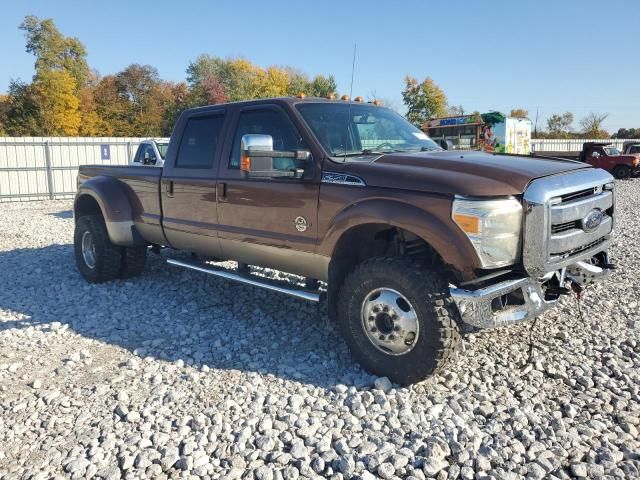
[78,164,164,243]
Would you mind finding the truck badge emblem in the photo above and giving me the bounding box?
[582,209,603,232]
[294,216,308,232]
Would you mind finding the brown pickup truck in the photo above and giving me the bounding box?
[74,97,616,384]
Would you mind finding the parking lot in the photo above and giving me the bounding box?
[0,181,639,480]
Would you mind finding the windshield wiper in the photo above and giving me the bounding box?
[334,150,386,157]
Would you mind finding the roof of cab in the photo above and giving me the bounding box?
[184,96,379,114]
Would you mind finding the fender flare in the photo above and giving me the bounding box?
[74,176,139,246]
[321,198,480,278]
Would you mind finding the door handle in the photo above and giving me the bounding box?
[218,182,227,201]
[165,180,174,197]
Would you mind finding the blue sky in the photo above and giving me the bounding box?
[1,0,638,132]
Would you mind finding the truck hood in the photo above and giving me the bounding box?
[343,150,589,196]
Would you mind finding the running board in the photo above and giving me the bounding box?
[166,258,321,302]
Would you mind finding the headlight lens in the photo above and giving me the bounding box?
[452,197,523,268]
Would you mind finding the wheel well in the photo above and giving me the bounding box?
[326,224,449,319]
[74,195,102,220]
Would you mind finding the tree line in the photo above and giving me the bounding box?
[1,16,637,140]
[0,16,337,137]
[400,77,637,139]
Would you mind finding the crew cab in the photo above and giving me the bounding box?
[578,142,639,179]
[73,97,616,384]
[131,139,169,167]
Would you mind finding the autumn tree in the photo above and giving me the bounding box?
[579,112,609,138]
[31,70,81,135]
[509,108,528,118]
[93,75,131,136]
[161,82,190,134]
[401,76,447,127]
[200,73,228,105]
[20,15,89,90]
[186,55,338,104]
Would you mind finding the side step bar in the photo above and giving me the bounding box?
[167,258,321,302]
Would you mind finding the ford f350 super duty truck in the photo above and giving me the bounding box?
[73,97,616,384]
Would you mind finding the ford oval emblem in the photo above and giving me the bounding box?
[582,209,604,232]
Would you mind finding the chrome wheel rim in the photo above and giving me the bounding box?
[361,288,419,356]
[81,231,97,269]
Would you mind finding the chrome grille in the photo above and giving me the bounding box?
[550,220,580,234]
[522,169,614,276]
[559,187,597,203]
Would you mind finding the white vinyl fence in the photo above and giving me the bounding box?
[0,137,168,202]
[1,136,639,203]
[531,138,640,153]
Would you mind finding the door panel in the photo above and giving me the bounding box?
[216,105,322,278]
[161,112,226,255]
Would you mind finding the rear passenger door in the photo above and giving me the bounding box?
[161,110,227,255]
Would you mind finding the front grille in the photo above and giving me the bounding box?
[559,187,596,203]
[522,169,614,276]
[551,220,581,234]
[552,237,607,258]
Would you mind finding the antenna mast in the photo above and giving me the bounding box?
[343,44,357,162]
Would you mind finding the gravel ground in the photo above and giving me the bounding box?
[0,181,639,480]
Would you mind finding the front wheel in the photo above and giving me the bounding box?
[337,257,460,385]
[612,165,631,180]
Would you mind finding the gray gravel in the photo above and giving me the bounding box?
[0,181,639,480]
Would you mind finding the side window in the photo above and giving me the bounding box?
[133,146,143,163]
[229,109,304,171]
[176,115,225,169]
[142,145,156,163]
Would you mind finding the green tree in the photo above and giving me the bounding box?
[115,64,160,115]
[401,76,447,127]
[546,112,574,138]
[612,127,640,139]
[3,80,41,136]
[308,75,337,97]
[0,95,8,135]
[19,15,89,90]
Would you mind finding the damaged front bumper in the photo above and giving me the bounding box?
[449,254,614,329]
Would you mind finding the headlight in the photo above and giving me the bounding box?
[452,197,523,268]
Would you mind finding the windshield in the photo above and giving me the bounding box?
[296,103,441,157]
[604,147,620,156]
[156,142,169,159]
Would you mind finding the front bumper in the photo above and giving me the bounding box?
[450,255,614,328]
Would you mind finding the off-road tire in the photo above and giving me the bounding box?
[74,214,122,283]
[337,257,460,385]
[119,246,147,279]
[612,165,631,180]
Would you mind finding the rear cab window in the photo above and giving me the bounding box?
[176,115,226,169]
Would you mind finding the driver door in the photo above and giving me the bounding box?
[216,105,323,278]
